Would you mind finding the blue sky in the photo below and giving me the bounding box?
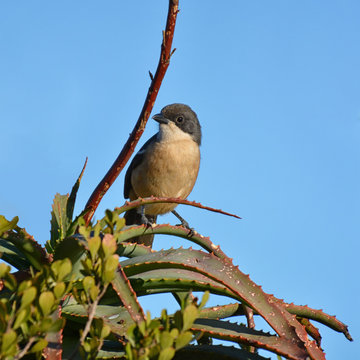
[1,1,359,358]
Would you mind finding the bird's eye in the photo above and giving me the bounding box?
[177,116,184,123]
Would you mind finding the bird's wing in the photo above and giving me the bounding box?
[123,134,157,199]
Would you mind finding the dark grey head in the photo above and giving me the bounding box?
[152,103,202,145]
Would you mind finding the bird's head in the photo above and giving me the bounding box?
[152,103,202,145]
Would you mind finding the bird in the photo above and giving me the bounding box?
[124,103,201,247]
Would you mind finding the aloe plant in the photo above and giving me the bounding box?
[0,1,353,359]
[0,168,352,359]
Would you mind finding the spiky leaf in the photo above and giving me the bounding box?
[0,215,18,237]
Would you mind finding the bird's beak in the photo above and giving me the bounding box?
[152,113,169,124]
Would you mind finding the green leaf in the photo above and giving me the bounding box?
[175,331,193,350]
[102,255,119,283]
[53,282,66,299]
[30,339,48,353]
[13,308,30,329]
[121,248,306,344]
[1,329,17,354]
[66,158,87,227]
[4,273,17,291]
[0,239,31,270]
[18,280,32,293]
[182,304,198,331]
[51,258,72,281]
[102,234,117,258]
[39,291,55,316]
[21,286,37,309]
[50,193,70,246]
[39,318,53,333]
[173,344,270,360]
[4,228,48,271]
[89,285,100,302]
[0,263,10,278]
[62,302,134,336]
[83,276,95,292]
[53,236,85,279]
[159,347,175,360]
[88,235,101,260]
[100,323,111,339]
[199,291,210,309]
[191,318,306,358]
[170,328,179,339]
[111,267,145,324]
[160,331,174,349]
[48,318,66,333]
[0,215,18,237]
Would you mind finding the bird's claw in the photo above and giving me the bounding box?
[175,222,195,237]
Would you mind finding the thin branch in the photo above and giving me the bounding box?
[14,337,36,360]
[81,285,108,344]
[69,285,109,360]
[83,0,179,225]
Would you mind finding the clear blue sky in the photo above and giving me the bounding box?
[1,1,358,358]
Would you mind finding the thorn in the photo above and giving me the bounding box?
[170,48,177,58]
[148,71,154,81]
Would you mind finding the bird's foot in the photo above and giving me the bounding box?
[140,213,153,227]
[138,206,155,228]
[171,210,195,237]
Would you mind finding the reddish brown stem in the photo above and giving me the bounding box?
[83,0,179,225]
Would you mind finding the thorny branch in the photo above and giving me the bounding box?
[83,0,179,225]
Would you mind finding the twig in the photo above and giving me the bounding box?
[69,285,109,360]
[83,0,179,225]
[14,337,36,360]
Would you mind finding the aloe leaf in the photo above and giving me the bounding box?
[62,303,134,337]
[61,337,81,360]
[283,302,352,341]
[199,303,245,320]
[116,241,153,258]
[0,215,18,237]
[53,236,85,279]
[128,268,237,299]
[50,193,70,248]
[111,266,145,325]
[175,344,271,360]
[96,344,125,359]
[3,228,49,270]
[192,319,307,360]
[116,224,228,259]
[63,339,125,360]
[0,238,31,270]
[116,197,240,220]
[66,158,87,224]
[296,317,322,346]
[120,248,325,360]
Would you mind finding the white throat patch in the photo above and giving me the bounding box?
[157,122,193,143]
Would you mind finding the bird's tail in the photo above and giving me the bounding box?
[124,209,156,247]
